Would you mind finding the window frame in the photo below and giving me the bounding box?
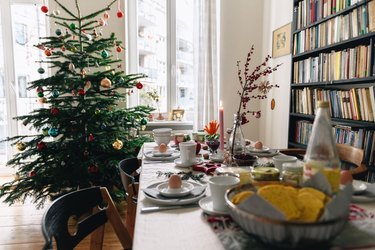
[126,0,193,120]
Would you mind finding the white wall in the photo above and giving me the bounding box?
[220,0,264,140]
[260,0,293,149]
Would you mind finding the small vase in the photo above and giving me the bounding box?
[156,113,164,120]
[228,113,246,156]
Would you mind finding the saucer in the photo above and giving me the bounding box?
[152,149,175,157]
[174,158,203,168]
[352,180,367,194]
[157,181,195,197]
[198,196,228,215]
[248,146,270,153]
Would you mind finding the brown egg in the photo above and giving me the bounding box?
[340,170,353,185]
[203,153,210,159]
[168,174,182,189]
[254,140,263,149]
[159,143,167,153]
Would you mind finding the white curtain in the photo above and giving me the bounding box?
[194,0,219,130]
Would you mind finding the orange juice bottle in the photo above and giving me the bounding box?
[303,101,341,193]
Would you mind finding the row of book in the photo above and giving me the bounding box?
[293,44,371,83]
[294,0,367,30]
[294,121,375,166]
[293,3,373,55]
[291,86,375,122]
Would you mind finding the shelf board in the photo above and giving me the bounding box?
[288,141,307,149]
[293,0,370,33]
[291,77,375,87]
[290,113,375,128]
[292,32,375,60]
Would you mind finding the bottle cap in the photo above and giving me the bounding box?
[317,101,329,108]
[282,162,303,172]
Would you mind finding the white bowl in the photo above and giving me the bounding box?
[154,135,171,146]
[272,155,298,171]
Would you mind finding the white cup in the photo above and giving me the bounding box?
[179,141,197,165]
[208,176,240,212]
[272,155,298,171]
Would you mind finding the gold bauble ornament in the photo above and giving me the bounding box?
[100,77,111,88]
[39,97,47,103]
[84,81,92,90]
[112,139,123,150]
[16,142,26,151]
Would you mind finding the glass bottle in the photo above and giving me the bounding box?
[303,101,341,193]
[228,113,246,156]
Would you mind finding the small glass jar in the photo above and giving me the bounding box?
[281,162,303,186]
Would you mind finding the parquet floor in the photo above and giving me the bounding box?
[0,177,127,250]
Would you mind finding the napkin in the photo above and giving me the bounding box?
[143,186,206,200]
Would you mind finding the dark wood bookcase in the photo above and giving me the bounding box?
[289,0,375,180]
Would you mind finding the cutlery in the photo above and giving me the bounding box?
[141,204,200,213]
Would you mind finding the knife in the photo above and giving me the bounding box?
[141,204,200,213]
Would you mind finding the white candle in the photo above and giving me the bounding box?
[219,104,224,151]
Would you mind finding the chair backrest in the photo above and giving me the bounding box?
[118,158,140,201]
[280,144,367,176]
[42,186,132,250]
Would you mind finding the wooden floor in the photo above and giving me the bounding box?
[0,177,128,250]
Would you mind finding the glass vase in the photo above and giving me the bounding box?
[228,113,246,156]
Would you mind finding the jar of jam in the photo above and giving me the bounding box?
[251,167,280,181]
[281,162,303,186]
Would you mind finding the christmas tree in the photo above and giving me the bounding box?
[0,0,153,207]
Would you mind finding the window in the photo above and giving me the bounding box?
[127,0,196,121]
[0,1,47,171]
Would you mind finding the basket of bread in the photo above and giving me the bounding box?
[224,172,353,248]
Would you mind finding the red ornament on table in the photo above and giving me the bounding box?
[41,5,48,13]
[136,82,143,89]
[51,107,59,116]
[37,141,47,151]
[28,170,36,177]
[78,89,85,96]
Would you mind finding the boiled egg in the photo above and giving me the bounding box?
[254,140,263,150]
[168,174,182,189]
[159,143,167,153]
[340,170,353,185]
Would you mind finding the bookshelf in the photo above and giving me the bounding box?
[289,0,375,180]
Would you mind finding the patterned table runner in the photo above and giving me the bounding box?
[204,204,375,250]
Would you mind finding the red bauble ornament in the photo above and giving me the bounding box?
[41,5,49,13]
[88,164,99,174]
[36,87,44,93]
[78,89,85,96]
[136,82,143,89]
[61,45,66,51]
[88,134,94,142]
[104,11,110,20]
[28,170,36,177]
[117,11,124,18]
[51,107,59,116]
[116,46,122,53]
[37,141,46,151]
[44,49,52,56]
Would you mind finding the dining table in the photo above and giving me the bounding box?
[132,142,375,250]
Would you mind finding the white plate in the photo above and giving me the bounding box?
[157,181,194,197]
[174,158,203,167]
[152,149,175,157]
[143,150,180,161]
[210,154,224,163]
[143,181,206,205]
[198,196,228,215]
[352,180,367,194]
[248,149,280,157]
[247,146,270,153]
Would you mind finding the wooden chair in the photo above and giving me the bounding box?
[280,143,368,178]
[42,186,132,250]
[118,158,141,239]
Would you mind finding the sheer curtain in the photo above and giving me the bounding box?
[194,0,219,130]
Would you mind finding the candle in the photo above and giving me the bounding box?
[219,104,224,151]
